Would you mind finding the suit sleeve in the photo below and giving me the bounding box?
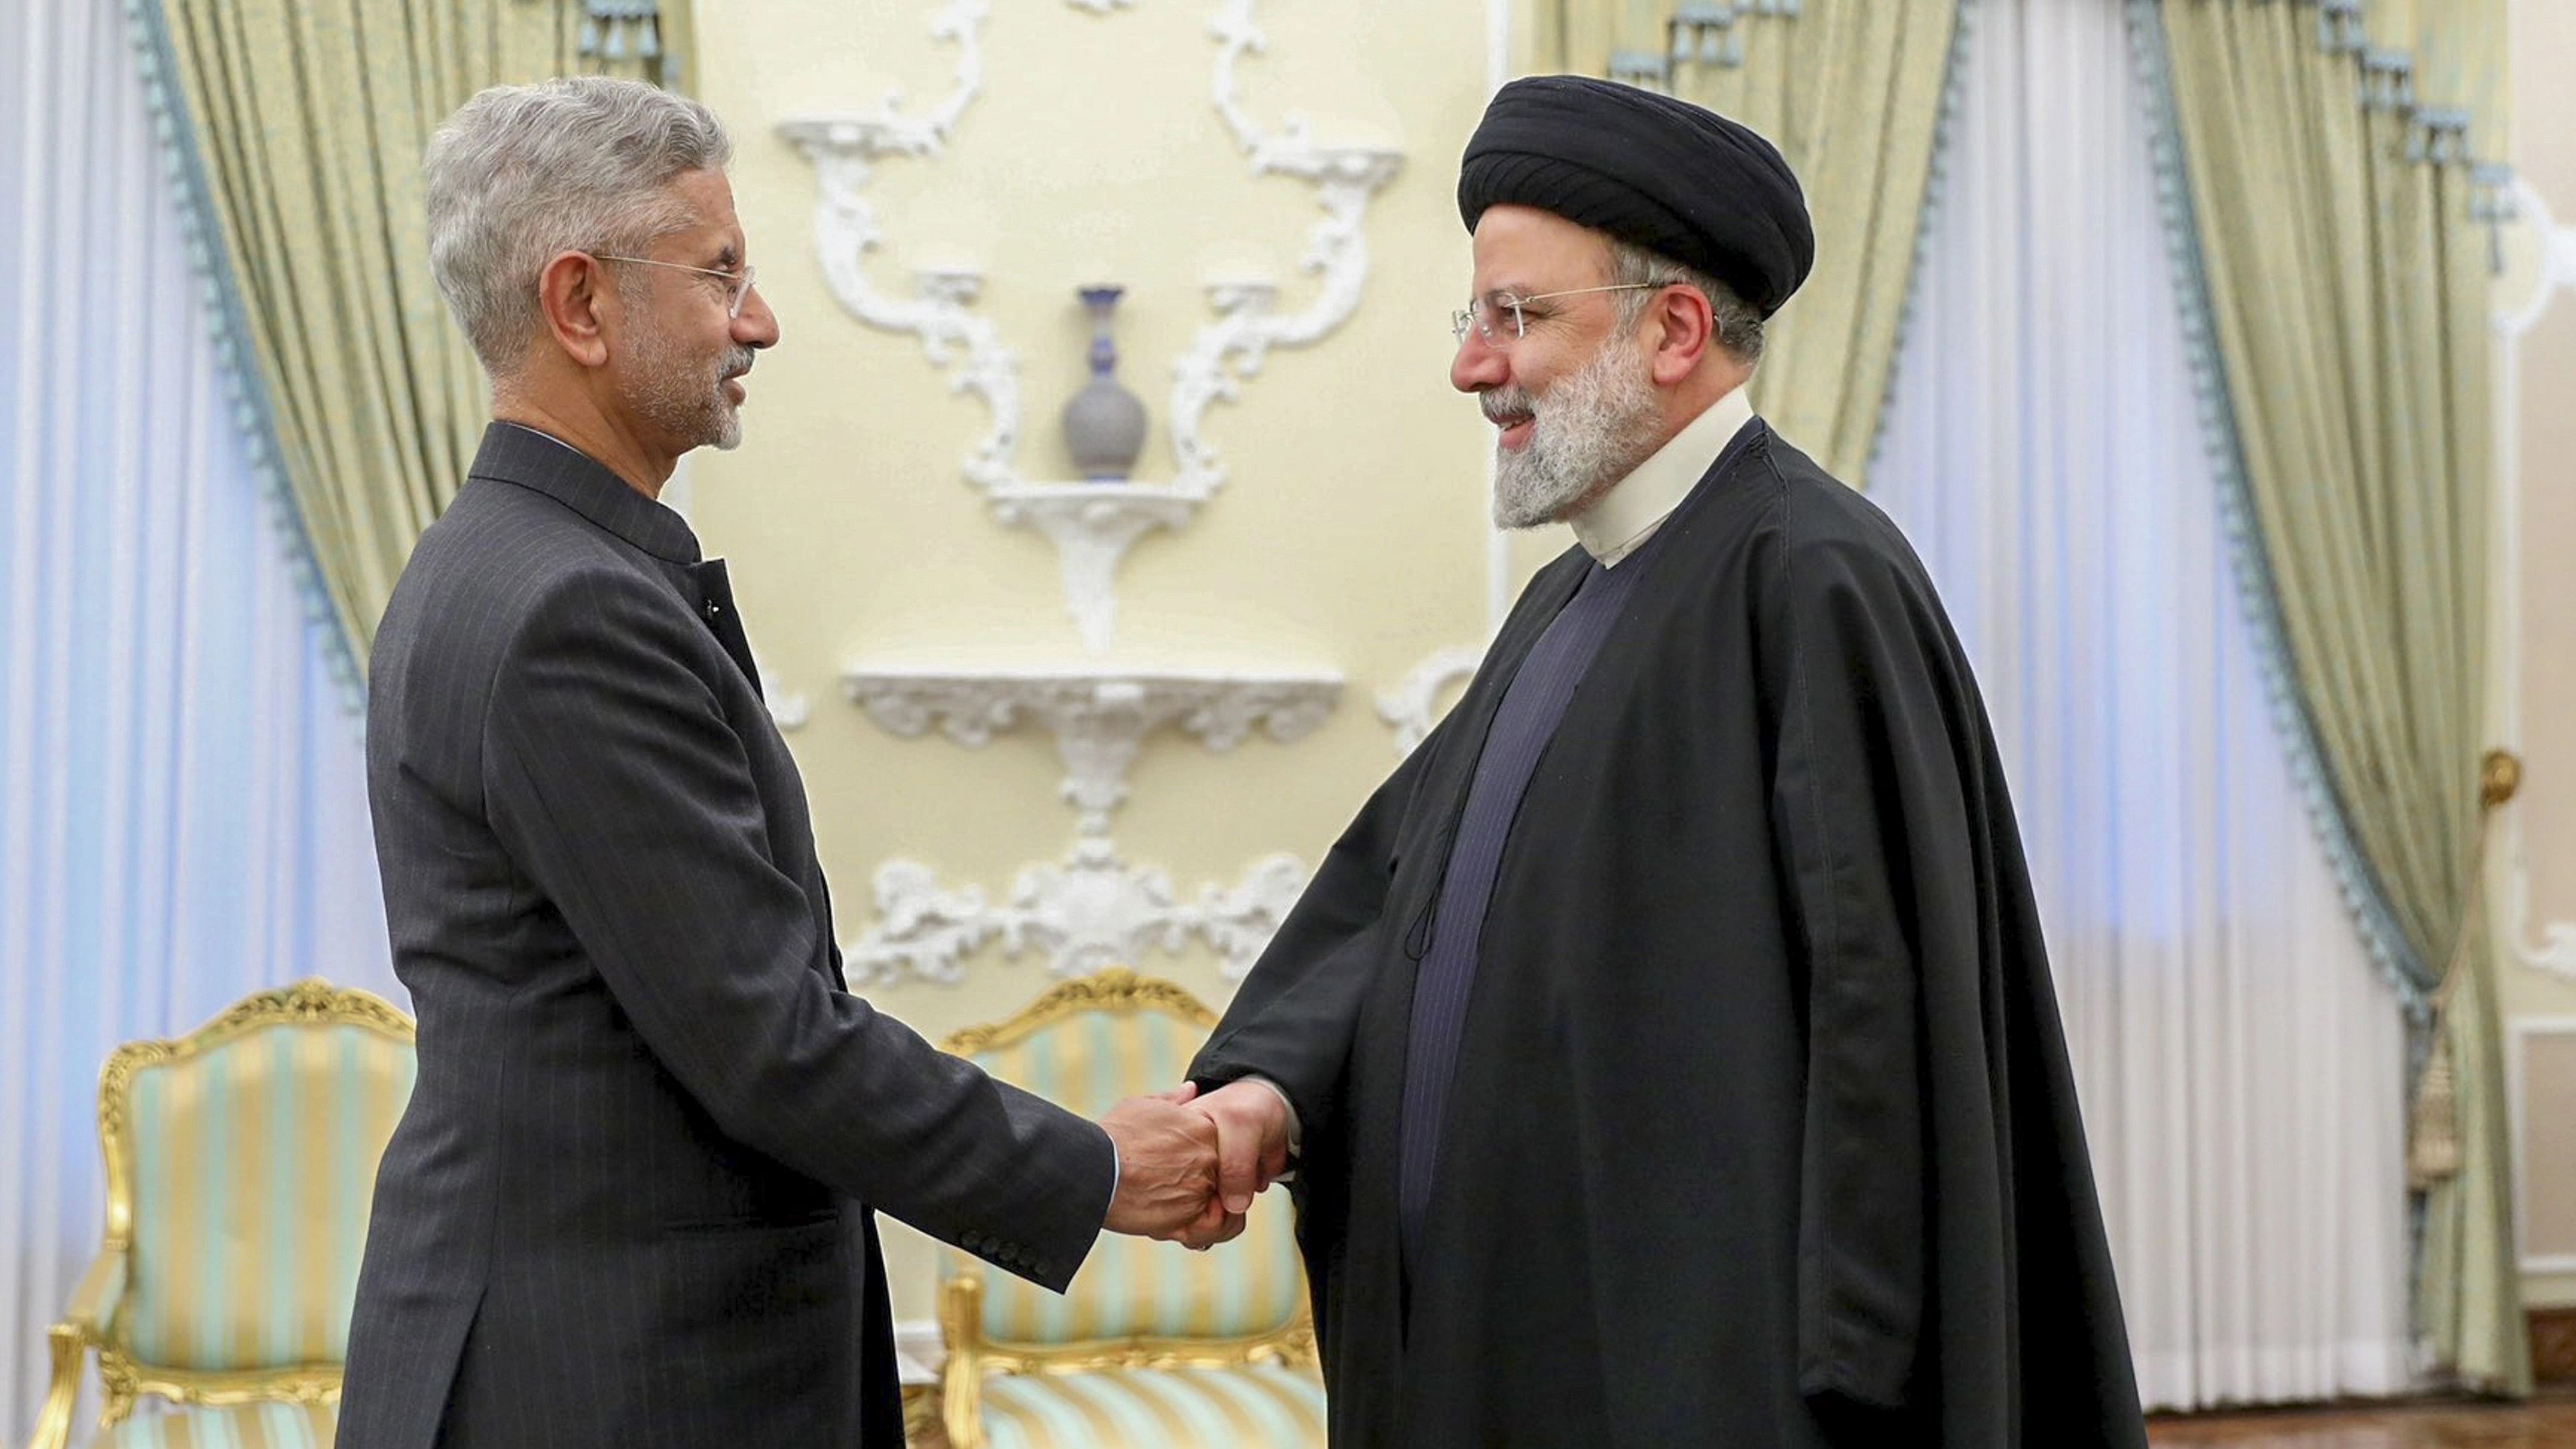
[1186,719,1440,1142]
[481,567,1113,1292]
[1767,523,1985,1411]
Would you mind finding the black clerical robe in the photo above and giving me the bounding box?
[1191,421,2146,1446]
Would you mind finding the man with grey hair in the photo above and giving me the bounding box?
[1178,77,2145,1444]
[343,76,1221,1447]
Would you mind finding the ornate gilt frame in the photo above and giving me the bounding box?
[31,978,414,1449]
[934,967,1318,1449]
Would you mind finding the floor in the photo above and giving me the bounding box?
[905,1390,2576,1446]
[2148,1394,2576,1447]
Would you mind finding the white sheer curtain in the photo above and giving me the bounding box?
[0,0,397,1436]
[1867,0,2411,1411]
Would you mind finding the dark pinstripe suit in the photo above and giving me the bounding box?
[341,423,1114,1447]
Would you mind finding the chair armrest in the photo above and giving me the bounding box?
[61,1247,126,1338]
[27,1250,121,1449]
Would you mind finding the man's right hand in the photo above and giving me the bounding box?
[1190,1079,1293,1216]
[1100,1087,1220,1240]
[1167,1078,1296,1250]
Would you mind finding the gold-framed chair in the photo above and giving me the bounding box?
[935,968,1325,1449]
[29,979,416,1449]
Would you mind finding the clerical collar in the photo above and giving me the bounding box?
[1570,384,1757,568]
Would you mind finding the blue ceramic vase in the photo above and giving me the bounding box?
[1062,285,1149,482]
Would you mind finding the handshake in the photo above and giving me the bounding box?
[1097,1080,1295,1250]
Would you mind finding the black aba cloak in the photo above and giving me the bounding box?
[1192,423,2147,1447]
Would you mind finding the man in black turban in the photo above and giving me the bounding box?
[1181,75,2147,1446]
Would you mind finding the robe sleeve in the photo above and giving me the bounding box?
[1186,717,1441,1137]
[1766,521,1982,1411]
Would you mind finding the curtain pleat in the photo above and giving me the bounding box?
[1871,0,2412,1408]
[2147,0,2525,1394]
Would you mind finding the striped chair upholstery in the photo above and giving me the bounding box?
[938,970,1323,1449]
[31,980,415,1449]
[950,1006,1306,1348]
[978,1364,1325,1449]
[90,1402,335,1449]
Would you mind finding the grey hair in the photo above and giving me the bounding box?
[424,76,733,377]
[1602,235,1764,366]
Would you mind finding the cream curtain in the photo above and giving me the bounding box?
[135,0,697,681]
[2149,0,2526,1394]
[1530,0,1961,486]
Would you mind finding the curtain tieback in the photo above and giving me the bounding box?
[2406,748,2522,1191]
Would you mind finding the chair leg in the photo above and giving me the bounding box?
[940,1276,985,1449]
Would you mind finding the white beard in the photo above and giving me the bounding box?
[625,310,752,453]
[1488,333,1664,529]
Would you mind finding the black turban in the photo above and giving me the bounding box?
[1458,75,1814,319]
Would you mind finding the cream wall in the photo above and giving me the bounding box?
[686,0,1497,1324]
[2499,0,2576,1312]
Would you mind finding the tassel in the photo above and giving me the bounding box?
[2408,1028,2461,1190]
[2411,755,2521,1186]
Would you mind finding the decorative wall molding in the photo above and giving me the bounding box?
[1376,645,1482,757]
[838,663,1338,984]
[2496,175,2576,342]
[2504,1017,2576,1275]
[2507,865,2576,985]
[986,484,1199,651]
[744,643,810,732]
[2493,174,2576,984]
[778,0,1402,649]
[842,664,1340,835]
[849,841,1304,985]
